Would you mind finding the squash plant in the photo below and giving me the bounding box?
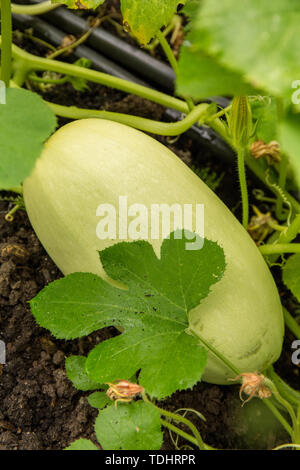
[1,0,300,450]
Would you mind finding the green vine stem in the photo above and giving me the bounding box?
[259,243,300,255]
[156,29,178,76]
[267,366,300,409]
[276,153,288,220]
[11,1,59,15]
[160,419,198,448]
[187,326,295,439]
[283,307,300,340]
[6,41,189,112]
[46,100,210,135]
[237,147,249,229]
[141,392,209,450]
[264,377,299,442]
[0,0,12,87]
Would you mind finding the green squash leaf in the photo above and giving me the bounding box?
[0,88,57,189]
[121,0,185,44]
[66,439,99,450]
[280,111,300,186]
[178,0,300,99]
[31,230,226,398]
[95,401,162,450]
[282,254,300,302]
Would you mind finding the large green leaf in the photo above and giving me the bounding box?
[0,88,56,189]
[178,0,300,99]
[121,0,185,44]
[95,401,162,450]
[31,231,226,399]
[280,111,300,186]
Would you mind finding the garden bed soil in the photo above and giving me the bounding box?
[0,7,298,450]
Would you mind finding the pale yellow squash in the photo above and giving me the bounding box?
[23,119,284,384]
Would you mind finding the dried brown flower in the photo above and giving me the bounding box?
[250,140,281,164]
[230,372,272,405]
[106,380,144,406]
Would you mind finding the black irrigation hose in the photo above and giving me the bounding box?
[12,11,235,161]
[12,13,150,85]
[42,5,177,93]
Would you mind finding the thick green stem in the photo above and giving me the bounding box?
[267,366,300,409]
[11,1,59,15]
[7,41,189,113]
[237,147,249,229]
[259,243,300,255]
[46,101,209,135]
[0,0,12,87]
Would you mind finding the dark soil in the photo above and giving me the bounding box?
[0,2,298,451]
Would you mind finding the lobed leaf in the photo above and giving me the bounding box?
[31,231,226,398]
[177,0,300,99]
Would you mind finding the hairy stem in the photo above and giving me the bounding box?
[276,154,288,220]
[237,147,249,229]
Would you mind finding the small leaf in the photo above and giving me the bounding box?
[65,439,99,450]
[0,88,56,189]
[88,391,112,409]
[66,355,102,391]
[67,58,92,91]
[31,231,226,399]
[121,0,185,44]
[95,401,162,450]
[282,254,300,302]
